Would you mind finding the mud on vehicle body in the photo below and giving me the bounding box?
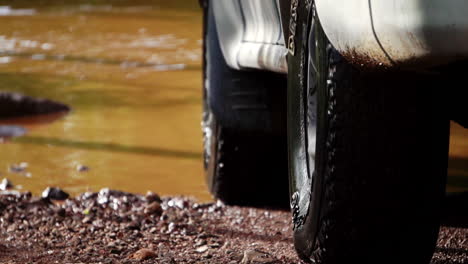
[201,0,467,263]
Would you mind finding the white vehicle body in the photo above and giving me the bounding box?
[212,0,288,73]
[213,0,468,72]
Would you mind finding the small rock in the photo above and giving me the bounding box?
[0,178,13,190]
[97,188,110,204]
[76,164,89,172]
[41,187,69,200]
[144,201,163,215]
[145,191,162,203]
[195,245,209,253]
[55,207,66,217]
[167,197,188,209]
[82,216,92,224]
[0,92,71,119]
[8,162,28,173]
[125,220,140,230]
[241,249,275,264]
[167,222,176,233]
[210,242,221,248]
[110,246,122,254]
[131,248,157,260]
[6,224,16,233]
[195,239,206,247]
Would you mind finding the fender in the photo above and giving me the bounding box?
[315,0,468,69]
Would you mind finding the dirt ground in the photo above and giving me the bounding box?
[0,190,466,264]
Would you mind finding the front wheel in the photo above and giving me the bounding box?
[287,4,449,263]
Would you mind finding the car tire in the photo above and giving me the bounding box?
[288,3,450,263]
[202,1,288,207]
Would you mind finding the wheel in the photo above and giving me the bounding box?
[287,3,450,263]
[201,1,288,207]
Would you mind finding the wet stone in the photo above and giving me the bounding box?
[0,92,70,119]
[76,165,89,172]
[8,162,28,173]
[0,178,13,191]
[42,187,69,200]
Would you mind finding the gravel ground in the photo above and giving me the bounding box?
[0,189,466,264]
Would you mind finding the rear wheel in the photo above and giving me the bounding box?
[202,1,288,207]
[288,3,449,263]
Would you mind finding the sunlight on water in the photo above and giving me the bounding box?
[0,0,211,201]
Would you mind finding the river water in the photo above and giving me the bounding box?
[0,1,211,200]
[0,1,466,200]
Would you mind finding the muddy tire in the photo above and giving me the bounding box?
[287,3,449,264]
[201,2,288,207]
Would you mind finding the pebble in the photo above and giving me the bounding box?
[241,249,276,264]
[41,187,69,200]
[55,208,66,217]
[144,201,163,215]
[76,165,89,172]
[131,248,157,260]
[167,197,188,209]
[125,220,140,230]
[82,216,93,224]
[167,222,176,233]
[97,188,110,204]
[195,245,209,253]
[8,162,28,173]
[145,191,162,203]
[0,178,13,190]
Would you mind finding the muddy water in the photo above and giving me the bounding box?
[0,1,211,200]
